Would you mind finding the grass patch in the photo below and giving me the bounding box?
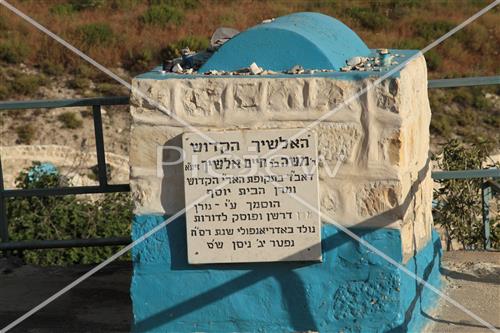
[70,0,107,11]
[425,51,442,71]
[16,124,36,144]
[0,39,30,64]
[76,23,115,46]
[150,0,199,9]
[10,74,46,95]
[141,5,184,27]
[49,4,76,16]
[58,112,83,129]
[346,7,389,31]
[0,84,10,100]
[414,20,455,40]
[40,61,65,76]
[123,47,156,73]
[67,78,91,91]
[0,15,7,31]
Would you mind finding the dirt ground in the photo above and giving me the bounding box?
[0,251,498,333]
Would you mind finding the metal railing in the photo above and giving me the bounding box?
[0,76,499,252]
[0,96,131,251]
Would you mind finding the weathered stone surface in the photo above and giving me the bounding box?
[356,180,400,218]
[130,54,433,258]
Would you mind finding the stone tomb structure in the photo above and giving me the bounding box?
[129,12,441,333]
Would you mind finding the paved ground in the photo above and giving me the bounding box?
[0,251,498,333]
[426,251,500,333]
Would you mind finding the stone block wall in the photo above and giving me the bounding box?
[130,53,433,263]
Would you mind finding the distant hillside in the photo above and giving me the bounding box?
[0,0,499,152]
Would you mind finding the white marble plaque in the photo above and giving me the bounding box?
[182,129,321,264]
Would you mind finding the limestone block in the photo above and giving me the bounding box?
[356,180,400,218]
[131,76,367,127]
[129,53,434,257]
[315,122,363,163]
[129,125,184,170]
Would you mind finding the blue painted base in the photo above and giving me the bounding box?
[131,215,441,332]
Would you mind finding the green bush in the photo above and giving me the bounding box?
[110,0,141,10]
[0,83,10,100]
[473,94,492,110]
[57,111,83,129]
[49,3,76,16]
[10,74,46,95]
[70,0,107,10]
[414,20,455,40]
[430,113,452,138]
[161,35,209,59]
[424,50,442,71]
[460,24,489,52]
[16,124,36,144]
[72,64,98,80]
[40,61,65,76]
[384,0,423,19]
[346,7,389,31]
[0,15,7,31]
[67,78,91,91]
[76,23,115,46]
[149,0,199,9]
[0,39,30,64]
[141,5,184,27]
[6,163,133,266]
[123,47,156,73]
[433,140,499,250]
[451,88,473,107]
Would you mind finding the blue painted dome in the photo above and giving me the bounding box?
[199,12,370,73]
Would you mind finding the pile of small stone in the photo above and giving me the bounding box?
[161,46,214,74]
[159,36,403,76]
[197,63,338,76]
[160,60,337,76]
[340,49,404,72]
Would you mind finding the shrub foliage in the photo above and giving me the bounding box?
[6,163,133,266]
[57,111,83,129]
[141,5,184,27]
[433,140,499,250]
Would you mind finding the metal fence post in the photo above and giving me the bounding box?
[92,104,108,188]
[481,182,491,250]
[0,158,9,243]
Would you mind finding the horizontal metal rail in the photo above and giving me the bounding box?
[0,237,131,251]
[428,75,500,89]
[0,96,131,252]
[431,168,499,180]
[1,184,130,198]
[0,96,129,110]
[2,71,500,251]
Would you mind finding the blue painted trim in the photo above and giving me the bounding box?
[130,214,441,332]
